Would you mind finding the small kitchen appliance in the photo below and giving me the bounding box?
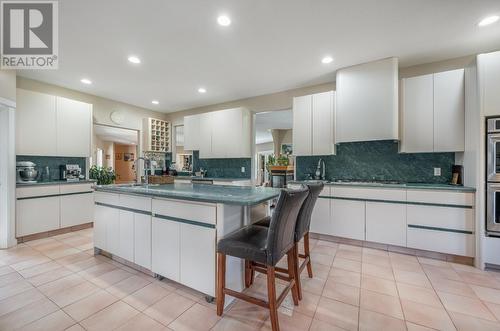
[16,161,38,183]
[60,164,84,182]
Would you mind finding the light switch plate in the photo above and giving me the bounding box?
[434,167,441,176]
[241,167,245,173]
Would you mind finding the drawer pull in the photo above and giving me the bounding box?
[408,224,473,235]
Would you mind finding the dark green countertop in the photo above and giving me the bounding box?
[175,176,251,182]
[95,183,280,206]
[290,180,476,192]
[17,180,96,187]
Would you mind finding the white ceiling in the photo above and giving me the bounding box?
[255,110,292,144]
[18,0,500,113]
[94,125,138,145]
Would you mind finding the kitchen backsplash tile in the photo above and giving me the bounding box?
[192,151,251,179]
[17,155,86,182]
[296,140,455,183]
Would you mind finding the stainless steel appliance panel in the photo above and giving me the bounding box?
[487,182,500,234]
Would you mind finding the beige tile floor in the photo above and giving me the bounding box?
[1,230,500,330]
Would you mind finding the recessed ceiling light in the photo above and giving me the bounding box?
[128,56,141,64]
[80,78,92,85]
[198,87,207,94]
[151,100,159,105]
[321,56,333,64]
[217,15,231,26]
[478,15,499,27]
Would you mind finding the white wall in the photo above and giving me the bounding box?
[0,70,16,248]
[0,70,16,102]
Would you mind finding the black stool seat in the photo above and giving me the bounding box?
[217,225,269,265]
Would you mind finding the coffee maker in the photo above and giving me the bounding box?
[60,164,83,182]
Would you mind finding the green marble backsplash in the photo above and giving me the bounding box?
[17,155,86,181]
[192,151,251,179]
[295,140,456,183]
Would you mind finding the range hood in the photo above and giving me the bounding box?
[335,57,399,143]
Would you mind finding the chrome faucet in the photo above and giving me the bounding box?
[135,156,151,185]
[315,158,326,180]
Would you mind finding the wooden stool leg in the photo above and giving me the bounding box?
[287,248,300,305]
[293,244,303,300]
[304,232,313,278]
[250,262,255,286]
[245,260,251,288]
[267,266,280,331]
[216,253,226,316]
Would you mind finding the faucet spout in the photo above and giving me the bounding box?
[315,158,326,180]
[135,156,151,185]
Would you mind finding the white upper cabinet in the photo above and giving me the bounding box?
[198,112,213,159]
[185,107,251,159]
[211,109,229,158]
[478,51,500,117]
[293,91,335,156]
[16,89,57,156]
[56,97,92,157]
[16,89,92,157]
[183,115,200,150]
[433,69,465,152]
[400,69,464,153]
[313,91,335,155]
[400,74,434,153]
[336,57,399,143]
[292,95,312,156]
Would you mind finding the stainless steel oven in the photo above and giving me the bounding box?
[487,118,500,235]
[488,118,500,182]
[487,183,500,235]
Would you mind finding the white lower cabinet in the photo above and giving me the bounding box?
[310,197,331,235]
[152,217,180,282]
[407,227,474,257]
[105,208,120,256]
[93,204,108,250]
[308,186,475,258]
[331,199,365,241]
[180,224,216,296]
[406,204,474,257]
[17,184,94,237]
[134,213,152,269]
[366,202,406,246]
[118,210,135,261]
[94,193,153,268]
[151,198,217,296]
[60,193,94,228]
[16,196,60,236]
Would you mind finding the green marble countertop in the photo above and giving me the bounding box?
[17,179,96,187]
[174,176,251,182]
[290,180,476,192]
[95,183,280,205]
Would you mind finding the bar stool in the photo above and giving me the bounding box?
[254,182,324,299]
[216,187,309,331]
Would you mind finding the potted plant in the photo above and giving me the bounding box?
[89,165,116,185]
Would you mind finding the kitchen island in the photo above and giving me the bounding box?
[93,183,281,301]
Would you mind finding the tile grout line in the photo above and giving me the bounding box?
[389,254,409,331]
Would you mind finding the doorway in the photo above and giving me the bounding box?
[253,109,293,186]
[93,124,140,184]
